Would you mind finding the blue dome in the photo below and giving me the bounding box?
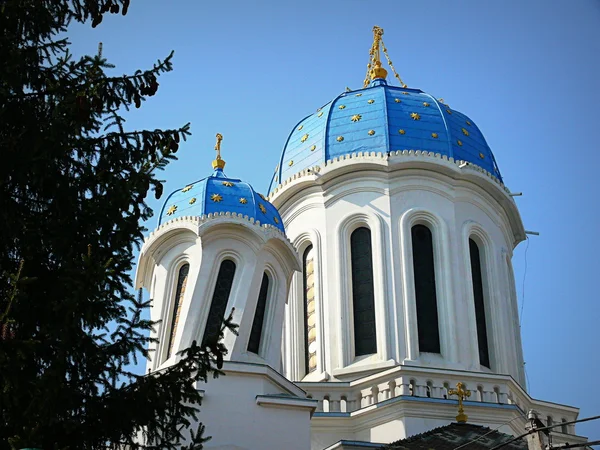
[159,167,284,232]
[269,79,502,193]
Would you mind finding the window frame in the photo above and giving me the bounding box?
[247,271,271,356]
[201,258,238,347]
[349,226,378,357]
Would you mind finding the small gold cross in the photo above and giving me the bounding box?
[448,382,471,423]
[214,133,223,160]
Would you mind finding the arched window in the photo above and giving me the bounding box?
[202,260,236,346]
[411,224,440,353]
[166,263,190,360]
[303,245,317,375]
[350,227,377,356]
[247,272,270,354]
[469,238,490,368]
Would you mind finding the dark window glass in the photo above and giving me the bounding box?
[248,273,270,354]
[202,260,236,346]
[469,238,490,368]
[167,263,190,359]
[303,245,316,375]
[350,227,377,356]
[412,224,441,353]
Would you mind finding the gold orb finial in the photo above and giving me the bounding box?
[212,133,225,170]
[448,382,471,423]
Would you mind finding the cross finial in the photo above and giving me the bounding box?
[212,133,225,170]
[363,26,407,88]
[448,382,471,423]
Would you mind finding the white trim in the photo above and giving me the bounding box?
[462,222,499,372]
[158,258,191,365]
[336,212,389,369]
[399,208,457,364]
[256,265,278,359]
[194,250,242,347]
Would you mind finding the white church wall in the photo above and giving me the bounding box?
[277,164,525,383]
[196,363,315,450]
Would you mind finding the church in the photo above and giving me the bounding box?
[135,27,589,449]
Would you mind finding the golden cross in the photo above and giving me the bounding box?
[448,382,471,423]
[214,133,223,160]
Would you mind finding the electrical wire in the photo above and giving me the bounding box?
[551,440,600,449]
[451,415,527,450]
[490,414,600,450]
[519,235,530,327]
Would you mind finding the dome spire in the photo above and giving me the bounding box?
[364,26,408,88]
[212,132,226,170]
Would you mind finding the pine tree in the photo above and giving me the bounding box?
[0,1,235,448]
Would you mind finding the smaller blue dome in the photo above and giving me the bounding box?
[159,168,284,232]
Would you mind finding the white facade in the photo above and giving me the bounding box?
[136,214,316,449]
[269,151,588,449]
[137,152,589,448]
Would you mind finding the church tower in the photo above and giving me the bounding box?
[267,27,587,449]
[136,28,589,450]
[136,136,316,449]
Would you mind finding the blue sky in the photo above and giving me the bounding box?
[68,0,600,440]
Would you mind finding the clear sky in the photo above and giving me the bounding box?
[67,0,600,441]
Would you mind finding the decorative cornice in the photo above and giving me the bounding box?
[144,212,293,249]
[268,150,512,201]
[267,150,525,247]
[137,213,300,289]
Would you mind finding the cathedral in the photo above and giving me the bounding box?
[135,27,589,449]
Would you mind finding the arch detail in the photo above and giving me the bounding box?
[336,212,389,367]
[399,208,456,363]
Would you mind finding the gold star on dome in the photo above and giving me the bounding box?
[432,133,438,138]
[211,193,222,202]
[462,128,469,136]
[239,197,247,204]
[368,99,375,104]
[355,93,362,97]
[297,125,303,131]
[301,133,309,143]
[479,152,485,159]
[182,185,193,193]
[466,120,472,126]
[446,109,452,114]
[258,193,266,200]
[399,129,406,135]
[317,111,324,117]
[337,136,344,142]
[259,203,266,214]
[310,145,316,151]
[402,92,409,95]
[368,130,375,135]
[394,98,401,103]
[410,112,421,120]
[288,160,294,166]
[189,197,196,204]
[339,105,346,110]
[423,102,430,107]
[166,205,177,215]
[274,216,279,224]
[351,114,362,122]
[222,181,234,187]
[457,140,463,146]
